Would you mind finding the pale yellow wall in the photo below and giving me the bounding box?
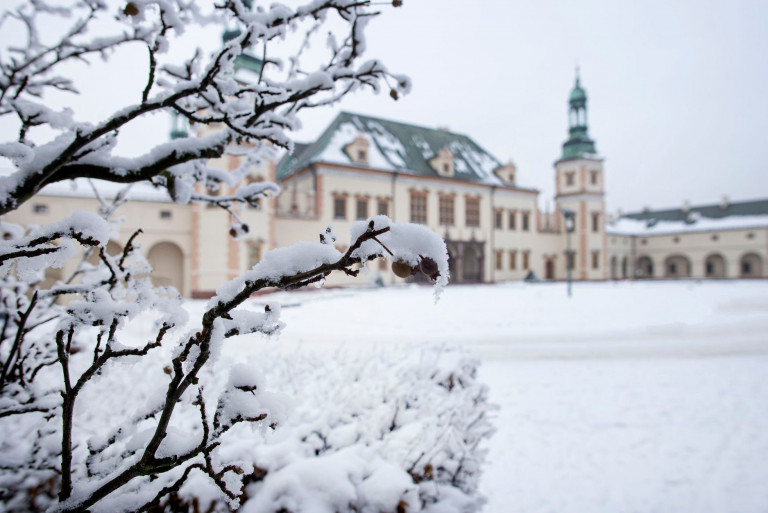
[4,194,194,296]
[609,228,768,279]
[274,165,591,286]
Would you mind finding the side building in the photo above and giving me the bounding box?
[607,198,768,279]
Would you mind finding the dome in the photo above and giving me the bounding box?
[569,77,587,104]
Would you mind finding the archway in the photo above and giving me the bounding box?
[740,253,763,278]
[462,245,482,283]
[147,241,184,293]
[664,254,691,278]
[636,256,654,279]
[447,248,457,283]
[610,256,618,280]
[704,253,726,278]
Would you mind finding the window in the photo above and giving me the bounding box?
[443,163,450,173]
[357,150,366,161]
[377,200,389,216]
[247,242,261,268]
[591,212,600,233]
[566,172,575,186]
[522,251,530,270]
[673,236,680,243]
[743,261,752,274]
[160,210,172,219]
[495,251,503,270]
[509,250,517,270]
[711,234,719,241]
[521,211,530,231]
[641,238,648,245]
[439,195,455,225]
[508,211,516,230]
[356,198,368,220]
[333,197,346,219]
[747,232,755,239]
[410,192,427,224]
[590,170,598,185]
[465,197,480,227]
[33,204,48,214]
[592,251,600,270]
[494,210,503,229]
[379,258,387,271]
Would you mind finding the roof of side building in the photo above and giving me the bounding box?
[608,198,768,235]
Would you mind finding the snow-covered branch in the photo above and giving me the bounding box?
[0,0,409,216]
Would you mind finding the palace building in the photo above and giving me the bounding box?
[2,75,765,297]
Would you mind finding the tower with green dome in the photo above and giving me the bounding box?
[561,69,597,161]
[554,69,607,280]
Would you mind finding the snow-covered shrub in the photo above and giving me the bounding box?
[126,344,494,513]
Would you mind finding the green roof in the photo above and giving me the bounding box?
[277,112,512,187]
[623,198,768,222]
[560,73,597,161]
[569,79,587,105]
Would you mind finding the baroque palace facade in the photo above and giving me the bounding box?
[2,77,766,297]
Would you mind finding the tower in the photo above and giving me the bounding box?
[554,70,607,280]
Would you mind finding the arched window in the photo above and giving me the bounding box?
[636,256,654,279]
[704,253,726,278]
[740,253,763,278]
[664,255,692,278]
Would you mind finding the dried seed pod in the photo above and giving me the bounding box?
[123,2,139,16]
[419,257,440,280]
[392,260,416,278]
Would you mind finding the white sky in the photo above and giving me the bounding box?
[2,0,766,214]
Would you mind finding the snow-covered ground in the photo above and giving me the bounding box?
[218,279,768,513]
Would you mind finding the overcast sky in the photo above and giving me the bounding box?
[2,0,767,214]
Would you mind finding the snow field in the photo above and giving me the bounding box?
[230,280,768,513]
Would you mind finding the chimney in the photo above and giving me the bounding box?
[682,200,690,213]
[720,195,730,210]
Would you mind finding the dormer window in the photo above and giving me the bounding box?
[493,161,516,186]
[344,134,370,165]
[429,147,454,177]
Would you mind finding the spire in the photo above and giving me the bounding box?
[560,70,596,160]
